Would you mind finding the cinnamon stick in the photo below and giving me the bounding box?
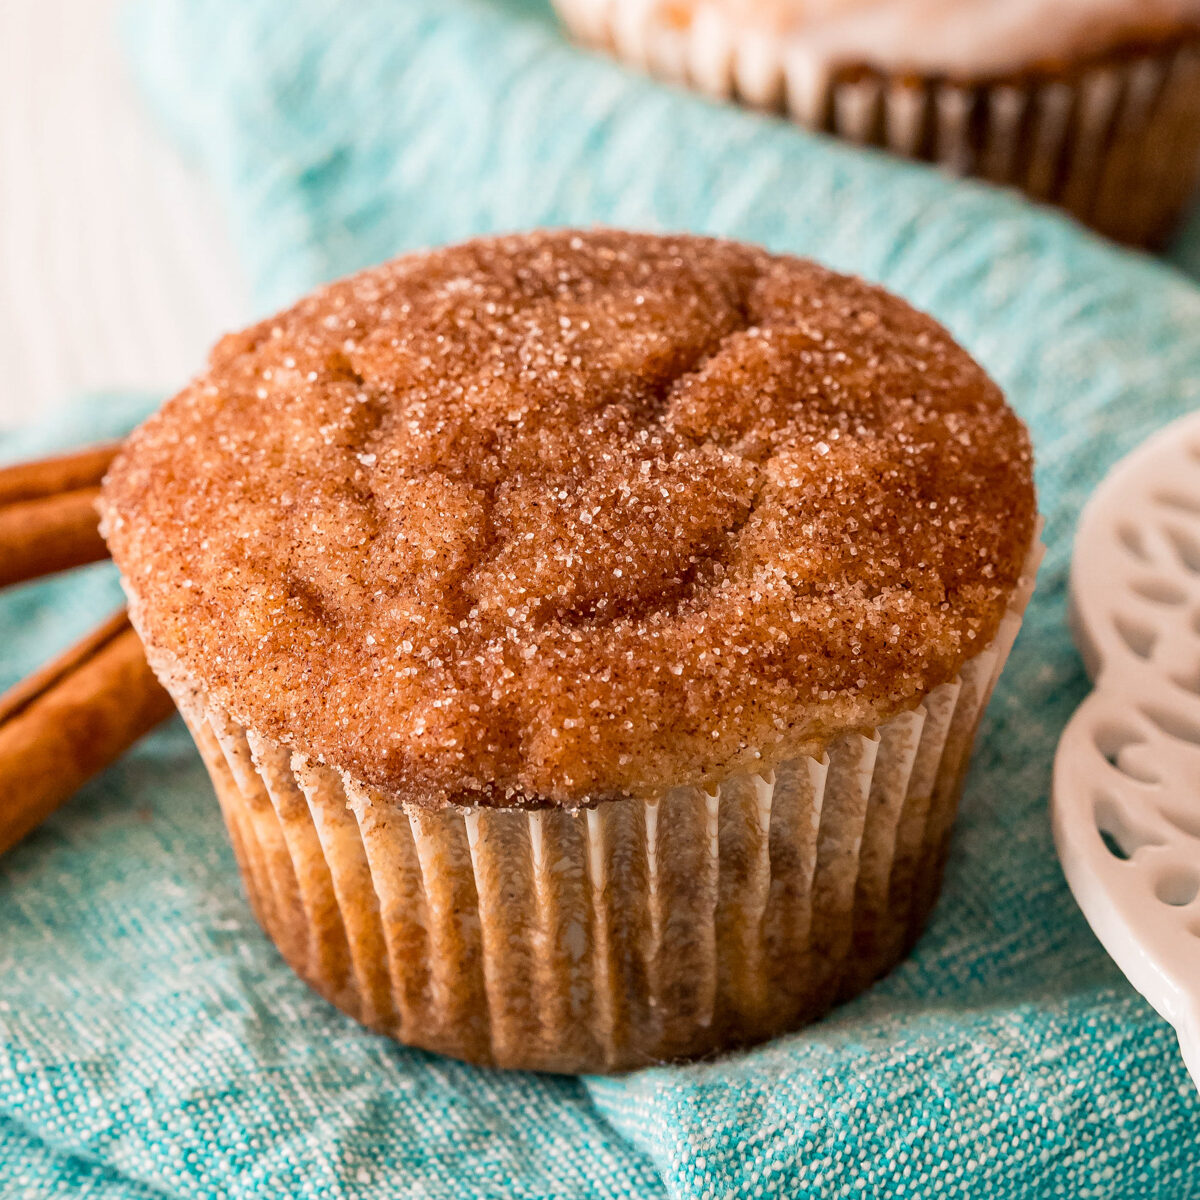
[0,442,120,506]
[0,609,175,855]
[0,442,121,588]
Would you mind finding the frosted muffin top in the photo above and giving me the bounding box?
[101,230,1035,807]
[648,0,1200,78]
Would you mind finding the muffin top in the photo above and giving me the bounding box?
[654,0,1200,78]
[101,230,1035,808]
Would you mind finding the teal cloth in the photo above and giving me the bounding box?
[4,0,1200,1194]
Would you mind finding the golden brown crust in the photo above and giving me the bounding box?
[101,230,1035,807]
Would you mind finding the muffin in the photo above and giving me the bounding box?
[551,0,1200,247]
[100,230,1039,1073]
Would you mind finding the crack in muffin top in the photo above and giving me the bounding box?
[101,230,1036,808]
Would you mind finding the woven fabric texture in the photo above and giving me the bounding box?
[3,0,1200,1195]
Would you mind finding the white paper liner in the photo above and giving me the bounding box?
[173,541,1044,1073]
[552,0,1200,246]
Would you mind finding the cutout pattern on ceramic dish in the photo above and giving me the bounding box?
[1054,408,1200,1093]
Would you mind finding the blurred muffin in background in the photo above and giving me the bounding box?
[551,0,1200,246]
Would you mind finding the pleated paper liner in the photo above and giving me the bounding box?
[552,0,1200,247]
[172,541,1042,1074]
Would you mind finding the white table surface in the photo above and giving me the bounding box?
[1,0,251,432]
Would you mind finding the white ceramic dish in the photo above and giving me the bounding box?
[1054,408,1200,1093]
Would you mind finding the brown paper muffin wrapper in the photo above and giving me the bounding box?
[169,541,1042,1074]
[552,0,1200,247]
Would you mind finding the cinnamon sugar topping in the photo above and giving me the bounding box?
[101,231,1035,807]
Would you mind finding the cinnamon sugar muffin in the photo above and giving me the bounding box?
[101,230,1039,1072]
[552,0,1200,246]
